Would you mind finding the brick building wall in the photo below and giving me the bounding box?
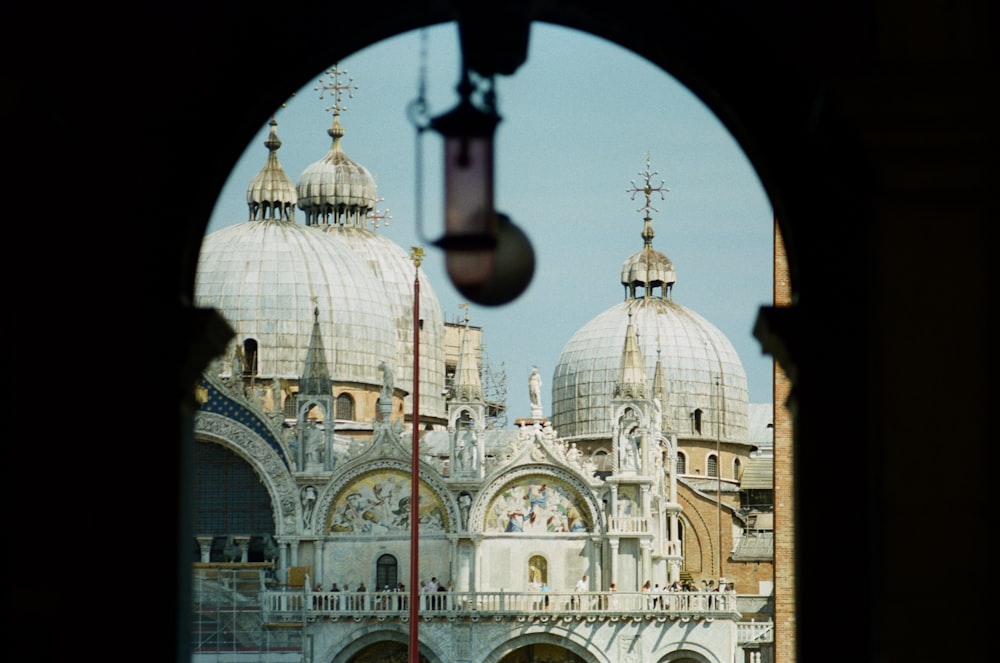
[773,218,795,663]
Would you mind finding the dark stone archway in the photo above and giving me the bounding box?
[11,2,991,663]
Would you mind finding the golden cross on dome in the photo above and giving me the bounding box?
[627,153,669,247]
[314,64,358,116]
[627,153,669,219]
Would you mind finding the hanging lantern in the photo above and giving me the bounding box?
[429,72,501,291]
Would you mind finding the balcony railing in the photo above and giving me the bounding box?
[736,619,774,644]
[607,516,650,533]
[262,589,741,624]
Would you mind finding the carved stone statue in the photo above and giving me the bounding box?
[619,425,640,471]
[305,420,325,465]
[529,366,542,412]
[459,492,472,530]
[301,485,317,528]
[378,361,394,401]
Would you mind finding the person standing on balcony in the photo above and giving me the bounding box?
[573,574,589,608]
[427,577,438,609]
[356,582,367,610]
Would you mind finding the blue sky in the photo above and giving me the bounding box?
[206,23,774,422]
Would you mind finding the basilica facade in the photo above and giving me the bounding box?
[191,69,774,663]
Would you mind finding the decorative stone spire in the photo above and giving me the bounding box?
[614,309,648,399]
[296,64,378,227]
[295,303,336,472]
[246,114,298,221]
[452,308,484,402]
[652,342,674,432]
[299,306,332,396]
[621,154,676,299]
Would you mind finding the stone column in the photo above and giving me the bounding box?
[640,539,652,586]
[456,542,471,593]
[590,535,603,589]
[196,535,213,563]
[668,558,681,585]
[475,432,486,480]
[449,536,459,585]
[639,430,649,475]
[276,537,291,585]
[640,484,650,529]
[313,539,324,588]
[609,484,619,531]
[471,536,481,593]
[608,537,620,588]
[234,535,251,562]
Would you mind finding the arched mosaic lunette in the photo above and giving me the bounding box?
[478,628,607,663]
[194,412,301,535]
[469,464,605,535]
[321,622,449,663]
[654,642,717,663]
[318,459,460,535]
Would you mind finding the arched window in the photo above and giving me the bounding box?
[283,391,297,419]
[593,448,611,480]
[676,452,687,475]
[242,338,259,377]
[707,453,719,477]
[376,554,398,591]
[733,457,742,480]
[336,393,355,420]
[692,408,703,434]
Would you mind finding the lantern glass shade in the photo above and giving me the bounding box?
[442,132,496,288]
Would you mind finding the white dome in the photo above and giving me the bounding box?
[195,220,397,384]
[551,297,748,441]
[321,224,447,420]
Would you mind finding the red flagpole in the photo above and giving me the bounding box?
[409,248,423,662]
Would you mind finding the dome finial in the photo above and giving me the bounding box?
[298,65,377,227]
[246,98,298,222]
[315,63,357,143]
[627,152,669,249]
[621,154,676,300]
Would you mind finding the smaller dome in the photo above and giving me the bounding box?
[246,117,297,221]
[296,114,377,226]
[621,246,676,297]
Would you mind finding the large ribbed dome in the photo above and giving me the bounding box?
[552,157,748,441]
[198,68,451,422]
[551,297,748,440]
[321,224,447,420]
[195,219,397,384]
